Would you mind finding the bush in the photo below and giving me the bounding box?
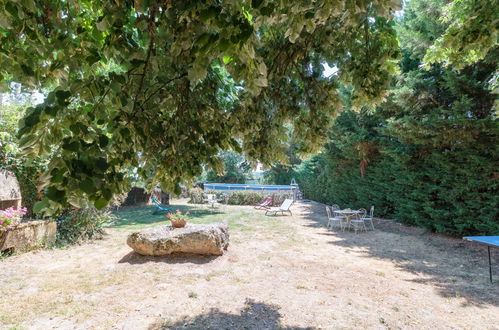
[55,207,115,245]
[188,189,228,204]
[169,185,190,199]
[188,188,205,204]
[205,190,228,202]
[226,191,293,206]
[290,108,499,237]
[226,191,262,205]
[268,193,294,207]
[0,97,46,218]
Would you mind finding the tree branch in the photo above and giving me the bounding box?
[94,84,112,109]
[131,7,158,115]
[142,72,188,106]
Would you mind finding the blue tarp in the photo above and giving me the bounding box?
[464,236,499,247]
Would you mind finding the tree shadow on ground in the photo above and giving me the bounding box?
[149,299,313,330]
[118,251,219,265]
[110,204,223,229]
[297,201,499,307]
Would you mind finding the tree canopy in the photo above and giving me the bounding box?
[423,0,498,69]
[0,0,402,211]
[0,0,495,213]
[205,150,250,184]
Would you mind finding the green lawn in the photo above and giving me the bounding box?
[110,199,282,232]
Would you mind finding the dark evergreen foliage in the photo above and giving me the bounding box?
[266,0,499,236]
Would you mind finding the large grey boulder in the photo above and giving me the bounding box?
[127,222,229,256]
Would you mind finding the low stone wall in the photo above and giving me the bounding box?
[0,220,57,253]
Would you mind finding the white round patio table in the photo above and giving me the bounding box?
[334,209,362,229]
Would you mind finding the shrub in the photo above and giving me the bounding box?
[55,207,115,245]
[0,99,46,218]
[268,193,294,207]
[188,188,228,204]
[226,191,293,206]
[206,190,229,203]
[227,191,262,205]
[188,188,205,204]
[169,185,190,199]
[288,108,499,236]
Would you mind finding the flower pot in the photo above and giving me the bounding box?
[171,219,186,228]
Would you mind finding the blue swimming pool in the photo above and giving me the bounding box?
[204,183,297,193]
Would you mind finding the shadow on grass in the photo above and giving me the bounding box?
[149,299,313,330]
[110,204,223,229]
[118,251,219,265]
[296,201,499,307]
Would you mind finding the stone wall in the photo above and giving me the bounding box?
[0,170,56,254]
[0,220,57,253]
[0,169,22,209]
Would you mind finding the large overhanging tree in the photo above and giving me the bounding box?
[0,0,405,212]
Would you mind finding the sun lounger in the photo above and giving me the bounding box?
[151,196,172,214]
[265,199,294,216]
[255,197,272,210]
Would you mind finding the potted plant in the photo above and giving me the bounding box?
[166,210,189,228]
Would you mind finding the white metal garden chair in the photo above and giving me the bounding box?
[350,208,367,234]
[326,206,344,231]
[204,194,219,208]
[357,208,367,220]
[362,206,375,230]
[331,204,346,221]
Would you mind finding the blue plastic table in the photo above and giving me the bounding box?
[463,236,499,283]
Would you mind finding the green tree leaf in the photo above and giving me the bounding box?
[94,197,108,210]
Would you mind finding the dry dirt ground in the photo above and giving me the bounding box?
[1,200,498,330]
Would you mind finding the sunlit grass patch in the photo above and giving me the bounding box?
[110,199,287,234]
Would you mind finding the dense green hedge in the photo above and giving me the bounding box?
[226,191,292,206]
[287,79,499,236]
[294,131,499,236]
[289,65,499,236]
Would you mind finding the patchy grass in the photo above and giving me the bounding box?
[0,199,498,329]
[110,199,282,233]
